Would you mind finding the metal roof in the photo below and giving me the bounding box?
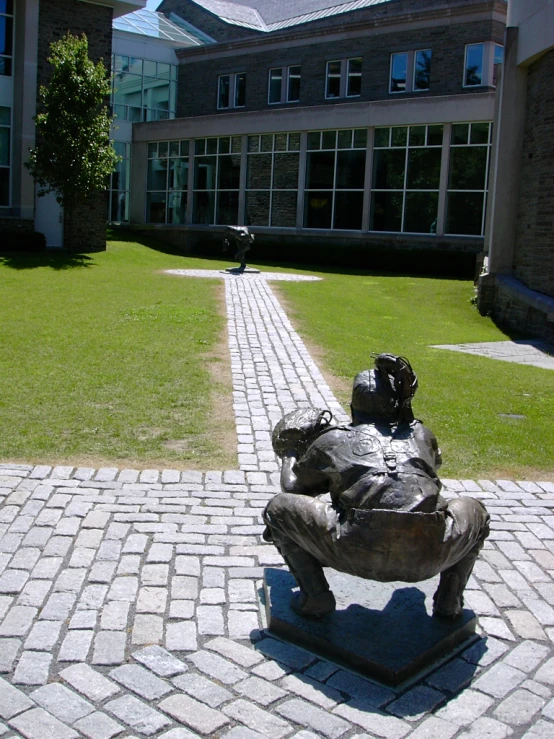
[112,8,211,45]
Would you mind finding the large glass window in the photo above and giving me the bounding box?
[414,50,431,91]
[268,66,301,104]
[371,124,443,233]
[464,43,484,87]
[304,129,367,230]
[0,105,10,206]
[390,53,407,93]
[446,122,492,235]
[193,136,241,225]
[109,142,131,223]
[146,140,189,224]
[325,59,362,99]
[112,55,177,122]
[390,49,432,93]
[218,73,246,109]
[0,1,13,77]
[246,132,300,228]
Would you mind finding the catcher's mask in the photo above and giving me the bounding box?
[350,368,397,423]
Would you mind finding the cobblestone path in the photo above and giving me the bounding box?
[1,271,553,739]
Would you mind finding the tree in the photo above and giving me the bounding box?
[26,33,119,250]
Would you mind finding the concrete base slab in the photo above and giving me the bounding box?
[223,267,261,274]
[263,568,477,686]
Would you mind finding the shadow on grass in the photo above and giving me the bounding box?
[0,251,95,271]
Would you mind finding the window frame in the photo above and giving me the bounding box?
[267,65,301,105]
[463,42,503,88]
[217,72,246,110]
[325,58,362,100]
[0,105,11,208]
[111,54,177,123]
[389,49,432,94]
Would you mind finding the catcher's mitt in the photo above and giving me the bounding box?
[272,408,334,458]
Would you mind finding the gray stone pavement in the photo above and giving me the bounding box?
[1,271,554,739]
[433,340,554,370]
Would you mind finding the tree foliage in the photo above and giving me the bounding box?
[26,33,118,215]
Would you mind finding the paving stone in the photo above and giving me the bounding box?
[132,614,163,645]
[333,700,411,738]
[73,711,124,739]
[252,661,291,681]
[520,719,554,738]
[9,707,78,739]
[205,637,264,667]
[105,695,172,736]
[188,650,248,684]
[472,662,526,698]
[426,657,476,693]
[506,610,546,640]
[39,592,76,621]
[224,699,291,739]
[221,729,267,739]
[12,651,51,685]
[435,689,495,725]
[58,630,94,662]
[385,685,445,721]
[255,638,316,671]
[0,570,28,594]
[107,577,138,602]
[165,622,197,651]
[172,673,233,708]
[404,716,458,738]
[61,664,120,702]
[326,669,395,707]
[132,645,188,677]
[0,639,20,673]
[454,716,512,738]
[92,632,127,665]
[279,674,341,709]
[159,729,200,739]
[136,587,167,614]
[30,683,94,724]
[159,694,229,734]
[463,636,509,666]
[100,601,129,631]
[110,664,172,700]
[169,600,194,619]
[494,688,545,725]
[24,620,62,650]
[0,606,37,636]
[503,641,551,672]
[0,676,35,719]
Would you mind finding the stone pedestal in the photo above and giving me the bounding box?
[223,267,261,274]
[263,568,477,686]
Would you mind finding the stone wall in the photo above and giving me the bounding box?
[512,49,554,299]
[36,0,113,251]
[176,19,503,117]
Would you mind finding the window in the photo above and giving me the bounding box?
[0,1,13,77]
[325,58,362,99]
[146,140,189,224]
[304,129,367,230]
[246,132,300,228]
[0,106,10,206]
[112,55,177,122]
[390,49,432,93]
[464,42,503,87]
[109,142,131,223]
[371,124,443,233]
[446,122,492,235]
[268,66,301,104]
[193,136,241,224]
[218,73,246,109]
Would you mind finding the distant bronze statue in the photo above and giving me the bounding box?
[223,226,254,273]
[263,354,490,619]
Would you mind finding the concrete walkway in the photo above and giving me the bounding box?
[1,270,553,739]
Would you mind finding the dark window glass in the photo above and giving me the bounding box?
[194,156,216,189]
[304,192,332,228]
[446,192,484,234]
[334,191,363,230]
[271,191,297,227]
[216,190,239,224]
[409,127,426,147]
[370,191,403,231]
[427,125,443,146]
[287,66,301,102]
[390,52,407,92]
[406,148,441,189]
[493,44,503,86]
[0,16,13,56]
[269,68,282,104]
[372,149,405,189]
[0,166,9,206]
[347,58,362,96]
[273,153,299,190]
[336,150,366,190]
[245,191,270,226]
[147,158,167,190]
[0,57,12,75]
[147,192,166,223]
[261,134,273,152]
[448,147,488,190]
[465,44,483,86]
[354,129,367,148]
[275,134,287,152]
[391,127,408,147]
[374,128,390,148]
[322,130,336,149]
[193,191,215,224]
[218,154,241,190]
[452,124,469,145]
[0,124,9,166]
[235,73,246,107]
[414,50,431,90]
[404,192,439,232]
[337,130,352,149]
[218,137,230,154]
[0,3,14,14]
[306,151,335,189]
[247,154,272,190]
[110,191,128,222]
[218,75,230,108]
[470,122,489,145]
[326,61,341,98]
[207,138,218,155]
[168,159,188,190]
[307,132,320,150]
[168,192,187,224]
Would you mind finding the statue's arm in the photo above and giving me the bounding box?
[280,452,328,496]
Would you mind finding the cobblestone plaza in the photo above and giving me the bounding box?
[1,272,553,739]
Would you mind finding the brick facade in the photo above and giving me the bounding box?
[512,49,554,300]
[36,0,113,251]
[177,19,503,118]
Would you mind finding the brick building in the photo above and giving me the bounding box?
[0,0,145,251]
[478,0,554,342]
[124,0,507,271]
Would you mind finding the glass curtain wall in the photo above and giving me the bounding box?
[446,122,491,235]
[304,129,367,229]
[245,133,300,227]
[146,140,189,223]
[0,0,13,76]
[0,106,9,206]
[193,136,241,225]
[112,55,177,122]
[370,124,443,233]
[109,142,131,222]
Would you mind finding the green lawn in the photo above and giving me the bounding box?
[275,268,554,480]
[0,236,236,469]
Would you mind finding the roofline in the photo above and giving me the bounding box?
[175,0,507,61]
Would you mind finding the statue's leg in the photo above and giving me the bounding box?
[432,498,490,618]
[274,538,336,618]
